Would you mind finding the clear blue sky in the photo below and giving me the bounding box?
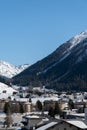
[0,0,87,66]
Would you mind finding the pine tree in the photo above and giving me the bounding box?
[4,112,13,128]
[54,102,61,115]
[48,107,54,117]
[19,103,24,113]
[4,102,13,128]
[4,102,11,114]
[68,99,74,110]
[36,100,42,111]
[14,103,20,113]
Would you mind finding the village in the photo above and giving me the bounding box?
[0,84,87,130]
[0,0,87,130]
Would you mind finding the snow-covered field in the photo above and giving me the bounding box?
[0,82,17,99]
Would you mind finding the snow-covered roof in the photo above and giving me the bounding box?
[15,94,60,104]
[23,115,40,119]
[36,122,57,130]
[65,120,87,129]
[31,96,59,104]
[69,113,85,117]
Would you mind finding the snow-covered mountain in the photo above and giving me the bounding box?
[18,64,29,71]
[0,61,29,78]
[69,30,87,49]
[12,30,87,91]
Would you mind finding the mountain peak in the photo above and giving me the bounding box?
[68,30,87,49]
[0,60,29,78]
[80,30,87,35]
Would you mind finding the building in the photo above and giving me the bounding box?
[36,119,87,130]
[22,115,43,129]
[24,101,32,112]
[50,119,87,130]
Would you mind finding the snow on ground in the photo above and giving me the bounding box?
[0,82,17,99]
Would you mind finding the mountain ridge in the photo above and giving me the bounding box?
[0,61,29,78]
[10,30,87,91]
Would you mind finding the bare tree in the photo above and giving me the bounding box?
[4,102,13,128]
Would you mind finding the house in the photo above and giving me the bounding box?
[36,119,87,130]
[60,102,69,110]
[52,119,87,130]
[22,114,43,129]
[24,101,32,112]
[43,100,56,111]
[74,102,85,113]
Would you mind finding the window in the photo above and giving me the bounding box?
[3,90,6,93]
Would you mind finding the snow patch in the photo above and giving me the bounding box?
[69,30,87,49]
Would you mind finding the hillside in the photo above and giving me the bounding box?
[0,82,17,99]
[12,30,87,91]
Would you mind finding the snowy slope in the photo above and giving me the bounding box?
[0,61,29,78]
[41,31,87,74]
[60,30,87,61]
[0,82,17,93]
[0,82,17,99]
[69,30,87,49]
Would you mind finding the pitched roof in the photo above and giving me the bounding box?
[36,122,58,130]
[64,120,87,129]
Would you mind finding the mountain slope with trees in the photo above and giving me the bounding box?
[12,30,87,91]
